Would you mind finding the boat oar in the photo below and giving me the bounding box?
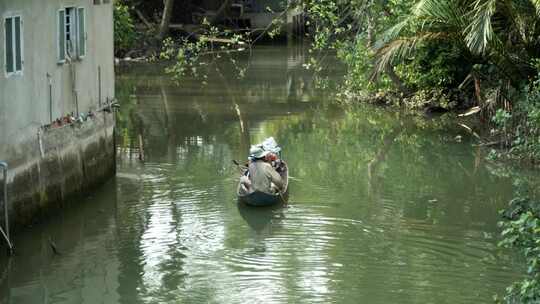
[232,160,247,173]
[278,191,287,204]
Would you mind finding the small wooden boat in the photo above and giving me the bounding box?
[237,161,289,207]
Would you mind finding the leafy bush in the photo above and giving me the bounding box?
[396,41,471,91]
[114,1,136,56]
[498,197,540,303]
[490,65,540,163]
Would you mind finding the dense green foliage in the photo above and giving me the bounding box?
[302,0,540,100]
[488,67,540,163]
[498,197,540,303]
[114,1,137,56]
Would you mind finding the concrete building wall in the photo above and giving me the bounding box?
[0,0,114,159]
[0,0,116,232]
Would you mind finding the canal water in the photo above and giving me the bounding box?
[0,45,523,303]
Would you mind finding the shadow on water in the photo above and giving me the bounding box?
[0,179,121,303]
[237,202,286,233]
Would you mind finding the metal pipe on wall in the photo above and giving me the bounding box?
[47,73,53,122]
[98,66,102,108]
[72,62,79,117]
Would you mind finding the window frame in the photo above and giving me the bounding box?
[4,14,24,78]
[57,6,87,64]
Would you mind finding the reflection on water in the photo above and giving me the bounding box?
[0,44,524,304]
[238,202,285,233]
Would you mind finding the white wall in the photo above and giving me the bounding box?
[0,0,115,159]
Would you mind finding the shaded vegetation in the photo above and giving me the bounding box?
[114,1,137,56]
[498,197,540,303]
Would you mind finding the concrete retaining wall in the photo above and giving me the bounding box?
[0,111,115,233]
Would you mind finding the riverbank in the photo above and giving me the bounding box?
[334,78,540,170]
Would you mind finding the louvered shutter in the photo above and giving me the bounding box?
[77,8,86,58]
[58,10,65,62]
[14,16,21,71]
[5,18,14,73]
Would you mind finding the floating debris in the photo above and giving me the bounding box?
[458,106,481,117]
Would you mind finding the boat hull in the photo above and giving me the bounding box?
[237,161,289,207]
[238,191,284,206]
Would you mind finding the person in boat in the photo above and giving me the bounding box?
[259,137,284,173]
[239,145,283,195]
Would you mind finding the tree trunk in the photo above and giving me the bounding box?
[158,0,175,39]
[135,9,153,29]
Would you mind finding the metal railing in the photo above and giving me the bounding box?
[0,162,13,255]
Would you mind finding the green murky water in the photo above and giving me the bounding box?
[0,45,523,303]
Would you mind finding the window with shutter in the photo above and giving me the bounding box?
[77,8,86,58]
[4,15,23,76]
[58,7,87,64]
[5,18,14,74]
[14,17,22,71]
[65,7,74,58]
[58,10,66,62]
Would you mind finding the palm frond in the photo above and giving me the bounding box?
[373,0,466,51]
[530,0,540,15]
[413,0,466,29]
[372,32,449,78]
[510,1,540,44]
[464,0,497,54]
[373,17,412,50]
[414,0,451,20]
